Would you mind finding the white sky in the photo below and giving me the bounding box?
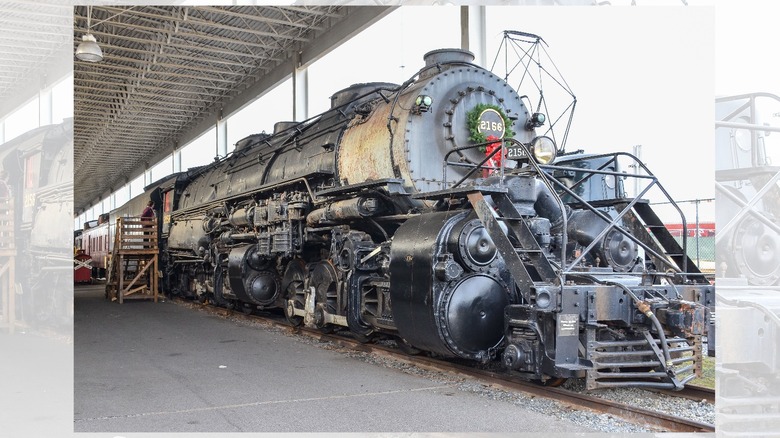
[483,6,714,205]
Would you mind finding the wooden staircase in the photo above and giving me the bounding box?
[105,217,159,303]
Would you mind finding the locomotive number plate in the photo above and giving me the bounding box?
[506,146,527,160]
[477,108,505,139]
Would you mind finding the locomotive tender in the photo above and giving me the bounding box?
[117,48,712,390]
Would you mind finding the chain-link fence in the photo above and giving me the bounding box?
[650,198,715,273]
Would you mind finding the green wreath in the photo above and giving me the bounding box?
[467,103,516,151]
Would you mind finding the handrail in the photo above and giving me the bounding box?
[541,152,691,275]
[548,175,676,273]
[503,138,568,276]
[443,140,505,188]
[439,143,695,277]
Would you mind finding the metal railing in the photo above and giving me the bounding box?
[651,198,715,271]
[440,141,702,277]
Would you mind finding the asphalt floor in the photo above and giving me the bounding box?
[73,284,594,433]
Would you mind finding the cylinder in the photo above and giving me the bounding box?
[227,245,280,306]
[390,211,508,361]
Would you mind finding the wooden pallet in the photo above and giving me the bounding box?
[105,217,159,303]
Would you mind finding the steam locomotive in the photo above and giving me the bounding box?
[1,118,73,330]
[101,48,712,390]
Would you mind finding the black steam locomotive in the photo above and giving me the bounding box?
[111,48,712,390]
[1,119,73,330]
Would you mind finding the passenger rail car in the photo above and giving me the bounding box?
[79,214,109,278]
[103,47,712,390]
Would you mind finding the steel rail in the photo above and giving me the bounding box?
[654,385,715,404]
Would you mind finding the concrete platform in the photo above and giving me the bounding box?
[1,331,72,437]
[74,284,594,433]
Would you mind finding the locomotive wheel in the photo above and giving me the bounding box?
[281,259,306,327]
[284,300,302,327]
[313,303,335,334]
[310,261,339,314]
[310,261,339,333]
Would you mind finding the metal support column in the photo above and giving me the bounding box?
[216,110,227,158]
[125,177,132,200]
[293,51,309,122]
[144,165,151,188]
[172,144,182,173]
[460,6,487,67]
[39,87,53,127]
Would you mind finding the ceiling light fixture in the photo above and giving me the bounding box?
[76,6,103,62]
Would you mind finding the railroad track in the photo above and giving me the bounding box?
[179,299,715,433]
[656,384,715,404]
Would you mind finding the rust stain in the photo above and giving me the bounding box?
[339,103,396,184]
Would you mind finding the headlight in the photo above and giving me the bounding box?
[530,136,557,164]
